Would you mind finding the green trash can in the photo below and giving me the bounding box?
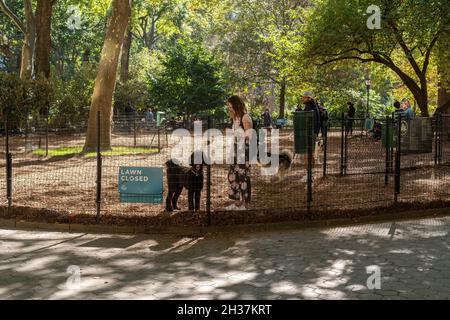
[382,120,395,149]
[156,111,166,127]
[294,111,315,155]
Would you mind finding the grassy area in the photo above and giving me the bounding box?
[33,146,158,157]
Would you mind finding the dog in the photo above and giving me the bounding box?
[258,150,293,181]
[165,152,205,212]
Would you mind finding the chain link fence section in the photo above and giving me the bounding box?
[1,113,449,223]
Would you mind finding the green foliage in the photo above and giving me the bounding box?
[0,0,22,72]
[52,0,108,78]
[0,71,53,128]
[1,0,449,124]
[51,63,96,127]
[148,41,229,117]
[303,0,450,114]
[115,76,151,114]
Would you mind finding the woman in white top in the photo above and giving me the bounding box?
[225,95,253,211]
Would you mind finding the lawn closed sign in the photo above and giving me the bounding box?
[118,167,163,204]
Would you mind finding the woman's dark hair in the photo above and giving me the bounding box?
[347,101,354,107]
[394,100,401,109]
[227,95,246,119]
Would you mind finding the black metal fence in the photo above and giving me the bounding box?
[1,112,449,225]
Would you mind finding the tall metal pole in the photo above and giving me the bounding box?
[323,121,328,177]
[5,112,12,208]
[96,111,102,223]
[385,116,390,185]
[340,113,345,176]
[45,105,49,157]
[133,117,137,148]
[206,116,212,226]
[307,112,313,213]
[366,86,370,118]
[395,114,402,203]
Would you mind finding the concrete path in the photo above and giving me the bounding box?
[1,216,450,300]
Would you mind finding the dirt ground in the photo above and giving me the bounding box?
[0,128,449,223]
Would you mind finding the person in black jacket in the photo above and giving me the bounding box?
[262,108,272,128]
[301,92,321,137]
[317,101,329,138]
[298,92,320,181]
[346,102,356,135]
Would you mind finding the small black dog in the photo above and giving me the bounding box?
[165,152,205,212]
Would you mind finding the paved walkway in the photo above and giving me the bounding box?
[1,217,450,300]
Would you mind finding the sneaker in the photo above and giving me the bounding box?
[225,204,238,211]
[236,205,247,211]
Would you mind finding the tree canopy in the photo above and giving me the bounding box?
[1,0,450,146]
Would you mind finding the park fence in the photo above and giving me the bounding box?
[1,112,449,225]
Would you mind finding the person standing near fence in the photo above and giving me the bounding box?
[402,99,415,120]
[262,108,272,129]
[394,100,405,119]
[125,103,135,132]
[346,101,356,136]
[225,95,253,211]
[317,101,328,139]
[298,92,320,182]
[146,108,154,123]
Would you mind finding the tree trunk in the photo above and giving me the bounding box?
[20,38,33,79]
[279,76,286,119]
[83,0,132,152]
[437,26,450,115]
[34,0,55,79]
[396,72,429,117]
[0,0,36,79]
[120,27,132,82]
[415,89,429,117]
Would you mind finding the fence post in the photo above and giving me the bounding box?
[437,114,443,165]
[165,125,169,148]
[439,115,442,165]
[390,114,395,174]
[394,114,402,203]
[96,111,103,223]
[45,106,49,157]
[133,117,137,148]
[24,117,28,153]
[307,112,313,213]
[206,116,212,226]
[340,113,345,176]
[157,126,161,153]
[5,112,12,208]
[385,116,390,185]
[323,120,328,177]
[344,117,348,176]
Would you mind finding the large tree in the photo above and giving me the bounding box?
[34,0,56,78]
[304,0,450,116]
[84,0,132,152]
[0,0,57,79]
[148,41,228,118]
[437,25,450,114]
[218,0,307,118]
[0,0,36,78]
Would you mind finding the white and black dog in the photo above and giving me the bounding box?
[259,150,293,181]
